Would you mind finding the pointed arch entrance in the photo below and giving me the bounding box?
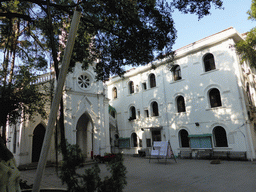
[32,124,46,162]
[76,113,94,158]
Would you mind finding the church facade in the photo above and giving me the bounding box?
[6,64,111,166]
[6,27,256,166]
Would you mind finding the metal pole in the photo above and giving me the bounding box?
[32,10,81,192]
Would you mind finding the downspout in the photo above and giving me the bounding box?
[236,73,255,161]
[161,67,170,141]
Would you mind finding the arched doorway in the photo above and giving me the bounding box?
[213,126,228,147]
[32,124,46,162]
[179,129,190,148]
[76,113,93,158]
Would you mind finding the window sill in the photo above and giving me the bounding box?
[178,148,191,151]
[205,106,225,111]
[213,147,232,151]
[175,112,187,116]
[200,68,219,76]
[170,79,185,84]
[143,86,158,91]
[150,115,161,119]
[127,91,140,96]
[128,120,136,122]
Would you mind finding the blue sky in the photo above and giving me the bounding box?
[171,0,255,50]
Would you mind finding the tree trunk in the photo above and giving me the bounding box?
[46,0,67,160]
[8,19,19,86]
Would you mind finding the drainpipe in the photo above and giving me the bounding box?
[161,67,170,141]
[236,79,255,161]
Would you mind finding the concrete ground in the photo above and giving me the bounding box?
[20,156,256,192]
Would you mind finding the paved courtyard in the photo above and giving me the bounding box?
[20,156,256,192]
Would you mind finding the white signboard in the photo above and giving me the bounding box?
[151,141,168,157]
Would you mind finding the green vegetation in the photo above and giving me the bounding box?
[59,143,127,192]
[235,0,256,66]
[1,0,224,143]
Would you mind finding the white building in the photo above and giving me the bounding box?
[6,64,111,166]
[106,27,256,160]
[6,27,256,165]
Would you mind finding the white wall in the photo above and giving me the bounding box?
[107,28,256,160]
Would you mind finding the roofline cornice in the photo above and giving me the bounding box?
[106,27,244,85]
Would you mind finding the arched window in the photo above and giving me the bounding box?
[129,106,136,120]
[131,133,138,147]
[112,87,117,99]
[151,101,159,116]
[213,126,228,147]
[246,83,252,104]
[209,88,222,108]
[179,129,189,148]
[177,96,186,112]
[129,81,134,94]
[149,73,156,88]
[204,53,216,72]
[172,65,182,81]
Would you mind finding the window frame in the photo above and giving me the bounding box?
[209,88,222,108]
[128,81,134,94]
[149,73,156,88]
[112,87,117,99]
[144,109,149,117]
[172,65,182,81]
[131,133,138,147]
[151,101,159,117]
[203,53,216,72]
[129,106,136,120]
[213,126,228,147]
[179,129,190,148]
[176,95,186,113]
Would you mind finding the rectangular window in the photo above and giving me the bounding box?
[144,109,149,117]
[146,139,151,147]
[118,138,130,148]
[142,82,147,90]
[137,110,140,118]
[188,135,212,149]
[136,85,139,93]
[152,130,161,141]
[139,139,142,147]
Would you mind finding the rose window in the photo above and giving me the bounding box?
[77,75,90,89]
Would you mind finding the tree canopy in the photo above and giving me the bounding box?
[1,0,224,80]
[236,0,256,68]
[0,0,224,142]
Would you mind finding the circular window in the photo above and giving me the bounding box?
[77,74,90,89]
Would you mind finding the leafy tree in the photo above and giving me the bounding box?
[0,0,224,190]
[236,0,256,67]
[59,142,127,192]
[1,0,224,80]
[0,0,224,142]
[0,1,48,142]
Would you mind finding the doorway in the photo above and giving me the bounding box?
[32,124,46,162]
[76,113,93,158]
[151,130,161,142]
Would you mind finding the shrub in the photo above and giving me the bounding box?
[59,143,127,192]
